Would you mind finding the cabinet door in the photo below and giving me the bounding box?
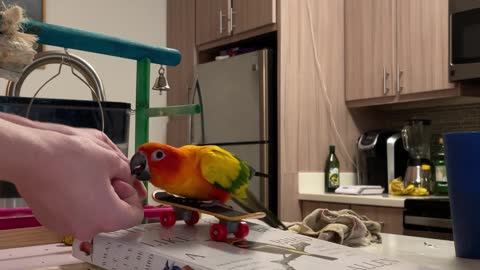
[350,205,404,235]
[345,0,395,101]
[232,0,275,35]
[196,0,230,45]
[396,0,454,94]
[301,201,350,219]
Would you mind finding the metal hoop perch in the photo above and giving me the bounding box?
[5,49,106,132]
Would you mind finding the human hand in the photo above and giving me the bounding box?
[12,127,146,240]
[0,112,126,161]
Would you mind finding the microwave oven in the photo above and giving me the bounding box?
[449,0,480,81]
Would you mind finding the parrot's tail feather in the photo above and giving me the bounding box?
[248,165,269,178]
[254,171,269,178]
[232,189,287,230]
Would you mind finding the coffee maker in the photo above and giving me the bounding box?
[402,119,432,186]
[357,130,393,190]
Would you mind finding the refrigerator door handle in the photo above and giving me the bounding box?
[189,77,206,145]
[259,50,269,142]
[260,143,269,208]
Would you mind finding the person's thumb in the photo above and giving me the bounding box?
[107,180,144,230]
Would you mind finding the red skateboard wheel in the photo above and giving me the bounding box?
[210,223,228,241]
[234,222,249,238]
[184,211,200,226]
[160,210,177,228]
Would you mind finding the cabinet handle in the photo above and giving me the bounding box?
[383,67,390,95]
[397,69,404,93]
[219,10,227,34]
[228,8,236,34]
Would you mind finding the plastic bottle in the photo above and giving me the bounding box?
[421,164,433,194]
[325,145,340,193]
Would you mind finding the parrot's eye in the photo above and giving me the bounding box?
[151,150,166,161]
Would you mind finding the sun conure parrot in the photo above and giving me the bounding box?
[130,142,286,230]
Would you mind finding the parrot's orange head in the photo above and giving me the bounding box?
[130,142,182,188]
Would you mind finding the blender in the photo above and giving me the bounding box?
[401,119,432,187]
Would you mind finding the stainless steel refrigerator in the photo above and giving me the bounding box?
[191,49,277,213]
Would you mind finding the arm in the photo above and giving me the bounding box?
[0,118,146,240]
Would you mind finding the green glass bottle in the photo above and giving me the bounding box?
[325,145,340,193]
[434,137,448,195]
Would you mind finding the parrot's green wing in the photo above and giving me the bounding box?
[198,145,250,198]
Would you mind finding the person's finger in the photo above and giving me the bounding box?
[112,179,137,200]
[107,154,135,185]
[133,180,147,200]
[104,180,144,231]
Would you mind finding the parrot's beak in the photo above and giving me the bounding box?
[130,152,151,181]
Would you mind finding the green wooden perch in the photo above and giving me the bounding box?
[22,20,200,151]
[22,20,200,196]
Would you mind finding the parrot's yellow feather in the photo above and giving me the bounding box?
[188,145,250,199]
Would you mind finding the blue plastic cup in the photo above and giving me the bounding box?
[444,132,480,259]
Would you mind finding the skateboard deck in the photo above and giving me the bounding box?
[153,191,266,221]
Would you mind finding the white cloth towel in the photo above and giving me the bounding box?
[286,208,382,247]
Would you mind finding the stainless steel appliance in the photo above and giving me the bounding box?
[191,49,276,212]
[357,130,395,191]
[404,198,453,240]
[449,0,480,80]
[387,133,409,185]
[401,119,432,187]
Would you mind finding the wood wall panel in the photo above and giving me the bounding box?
[278,0,360,221]
[166,0,196,147]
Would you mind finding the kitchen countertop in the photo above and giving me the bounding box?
[298,172,448,208]
[298,192,448,208]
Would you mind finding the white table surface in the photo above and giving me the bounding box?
[2,232,479,270]
[362,233,480,270]
[0,243,81,270]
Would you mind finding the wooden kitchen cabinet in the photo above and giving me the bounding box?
[195,0,230,45]
[345,0,456,107]
[350,205,404,235]
[302,201,350,218]
[195,0,276,46]
[301,201,404,235]
[345,0,395,101]
[396,0,454,95]
[232,0,276,35]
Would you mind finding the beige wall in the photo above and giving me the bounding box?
[1,0,168,157]
[0,0,168,204]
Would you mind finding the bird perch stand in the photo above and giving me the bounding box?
[22,20,201,191]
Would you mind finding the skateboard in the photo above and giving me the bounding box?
[152,191,266,241]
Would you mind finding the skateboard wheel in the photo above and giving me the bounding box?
[234,222,249,238]
[160,210,177,228]
[210,223,228,241]
[184,211,200,226]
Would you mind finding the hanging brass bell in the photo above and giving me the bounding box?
[152,66,170,94]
